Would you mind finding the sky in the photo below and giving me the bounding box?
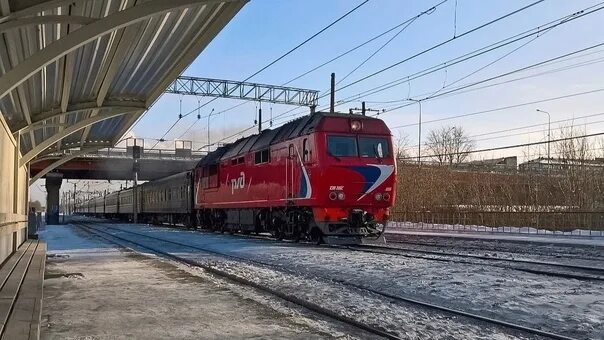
[32,0,604,204]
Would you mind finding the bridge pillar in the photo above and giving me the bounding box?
[45,173,63,225]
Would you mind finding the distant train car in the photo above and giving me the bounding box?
[139,171,194,225]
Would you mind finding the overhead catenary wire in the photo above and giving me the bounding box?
[334,0,546,94]
[391,87,604,130]
[155,1,370,146]
[269,0,595,124]
[194,0,535,140]
[177,0,430,127]
[398,113,604,151]
[399,131,604,161]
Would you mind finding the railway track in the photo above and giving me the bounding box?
[344,244,604,281]
[77,222,578,340]
[384,234,604,263]
[75,223,402,340]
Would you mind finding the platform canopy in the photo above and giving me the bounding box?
[0,0,246,176]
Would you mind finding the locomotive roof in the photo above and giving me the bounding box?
[195,112,380,167]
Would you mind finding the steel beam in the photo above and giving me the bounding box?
[120,1,245,143]
[20,109,138,166]
[0,15,95,33]
[0,0,234,101]
[16,103,146,133]
[167,76,319,107]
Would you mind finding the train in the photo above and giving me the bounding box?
[77,112,396,243]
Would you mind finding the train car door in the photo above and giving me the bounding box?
[286,144,295,199]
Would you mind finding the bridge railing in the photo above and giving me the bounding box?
[67,147,206,160]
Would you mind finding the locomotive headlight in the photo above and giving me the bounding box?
[329,192,338,200]
[350,120,362,131]
[374,193,383,201]
[383,193,391,201]
[337,192,346,200]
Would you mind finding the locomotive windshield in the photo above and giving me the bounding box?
[327,135,390,158]
[327,136,358,157]
[359,137,390,158]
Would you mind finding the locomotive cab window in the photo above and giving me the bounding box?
[254,149,270,164]
[359,137,390,158]
[202,164,219,189]
[327,135,358,157]
[303,138,310,162]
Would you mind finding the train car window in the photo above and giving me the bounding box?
[327,135,358,157]
[238,157,244,164]
[254,149,270,164]
[302,138,310,162]
[359,137,390,158]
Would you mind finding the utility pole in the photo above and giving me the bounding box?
[536,109,551,172]
[207,108,215,151]
[72,182,76,215]
[258,103,262,133]
[330,73,336,114]
[407,99,422,164]
[132,143,141,224]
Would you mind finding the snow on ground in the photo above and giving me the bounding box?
[86,220,604,339]
[389,221,604,238]
[39,224,360,339]
[387,228,604,247]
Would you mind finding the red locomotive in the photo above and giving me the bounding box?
[78,112,396,244]
[194,112,396,243]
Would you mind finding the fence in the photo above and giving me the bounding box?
[390,210,604,236]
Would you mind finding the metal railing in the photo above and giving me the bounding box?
[53,147,207,160]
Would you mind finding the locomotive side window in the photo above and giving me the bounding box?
[202,165,219,189]
[254,149,270,164]
[327,136,358,157]
[359,137,390,158]
[302,138,310,162]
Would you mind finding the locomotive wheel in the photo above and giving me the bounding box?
[309,229,324,245]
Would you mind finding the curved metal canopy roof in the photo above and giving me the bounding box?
[0,0,246,174]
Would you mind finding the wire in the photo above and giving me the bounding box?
[392,87,604,130]
[328,1,604,111]
[158,1,370,146]
[338,4,604,111]
[335,1,444,85]
[400,131,604,160]
[270,0,592,124]
[282,1,448,86]
[335,0,546,94]
[399,113,604,150]
[244,0,370,82]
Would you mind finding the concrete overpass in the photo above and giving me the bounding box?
[30,147,203,181]
[0,0,246,265]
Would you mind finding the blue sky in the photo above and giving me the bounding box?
[131,0,604,160]
[34,0,604,203]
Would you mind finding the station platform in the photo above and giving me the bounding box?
[0,239,45,340]
[38,224,334,339]
[386,228,604,247]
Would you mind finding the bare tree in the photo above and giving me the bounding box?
[555,124,592,162]
[394,132,410,160]
[425,125,475,165]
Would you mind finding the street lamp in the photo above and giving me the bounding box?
[536,109,551,168]
[407,99,422,164]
